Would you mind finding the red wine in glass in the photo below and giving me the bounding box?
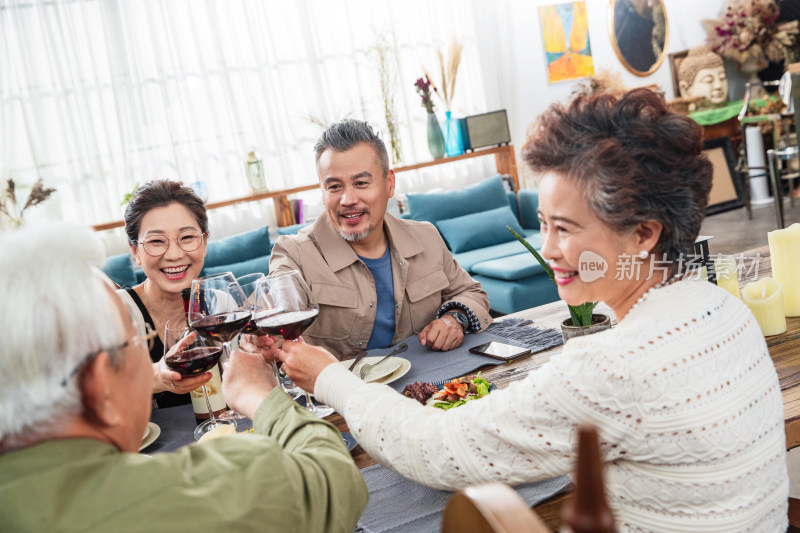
[256,309,319,340]
[165,346,222,375]
[190,311,252,343]
[242,308,284,335]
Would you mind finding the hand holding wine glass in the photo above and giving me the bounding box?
[256,270,333,418]
[164,319,234,441]
[189,272,252,420]
[219,348,279,419]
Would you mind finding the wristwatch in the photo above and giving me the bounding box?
[445,310,469,332]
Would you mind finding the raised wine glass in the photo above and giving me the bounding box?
[242,276,303,400]
[189,272,251,420]
[163,319,235,440]
[256,270,334,418]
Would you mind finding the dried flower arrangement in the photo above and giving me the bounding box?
[0,178,56,227]
[369,34,403,165]
[423,37,463,111]
[571,68,627,97]
[702,0,799,69]
[414,76,437,114]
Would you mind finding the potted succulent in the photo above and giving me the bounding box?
[507,227,611,342]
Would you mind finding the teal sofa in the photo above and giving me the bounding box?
[405,175,559,315]
[102,225,274,288]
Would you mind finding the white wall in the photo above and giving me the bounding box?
[470,0,743,186]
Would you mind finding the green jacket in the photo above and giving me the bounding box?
[0,390,368,532]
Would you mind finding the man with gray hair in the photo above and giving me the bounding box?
[0,222,367,532]
[268,119,491,359]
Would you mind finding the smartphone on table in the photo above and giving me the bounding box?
[468,341,531,361]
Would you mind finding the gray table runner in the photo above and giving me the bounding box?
[354,464,571,533]
[363,318,562,392]
[144,403,252,453]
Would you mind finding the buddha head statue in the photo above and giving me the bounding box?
[677,46,728,108]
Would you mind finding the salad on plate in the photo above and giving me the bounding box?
[402,373,493,410]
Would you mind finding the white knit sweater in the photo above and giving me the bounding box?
[316,279,789,532]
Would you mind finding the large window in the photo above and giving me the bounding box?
[1,0,488,228]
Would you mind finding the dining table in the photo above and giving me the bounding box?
[145,244,800,532]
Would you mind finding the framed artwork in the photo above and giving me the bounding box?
[704,137,745,216]
[668,49,689,98]
[538,1,594,83]
[608,0,668,76]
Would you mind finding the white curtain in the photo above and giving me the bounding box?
[1,0,492,228]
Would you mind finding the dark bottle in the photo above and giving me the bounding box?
[560,424,616,533]
[181,288,191,326]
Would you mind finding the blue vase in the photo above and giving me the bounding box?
[443,111,464,157]
[426,112,446,160]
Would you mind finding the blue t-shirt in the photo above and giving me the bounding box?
[358,246,396,350]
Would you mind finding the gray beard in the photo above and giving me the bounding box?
[338,226,373,242]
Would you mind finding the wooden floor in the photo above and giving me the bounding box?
[700,199,800,254]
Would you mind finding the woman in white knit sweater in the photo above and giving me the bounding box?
[273,89,789,532]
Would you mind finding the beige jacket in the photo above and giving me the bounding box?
[269,214,491,359]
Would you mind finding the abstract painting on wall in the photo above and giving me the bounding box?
[538,1,594,83]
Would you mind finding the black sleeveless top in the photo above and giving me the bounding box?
[124,287,190,408]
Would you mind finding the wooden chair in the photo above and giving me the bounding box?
[788,497,800,532]
[441,483,549,533]
[442,424,615,533]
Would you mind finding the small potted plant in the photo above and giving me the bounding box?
[507,227,611,342]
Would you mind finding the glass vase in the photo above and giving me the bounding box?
[426,112,446,160]
[443,111,464,157]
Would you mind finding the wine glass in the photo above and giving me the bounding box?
[255,270,334,418]
[189,272,252,420]
[250,277,304,399]
[163,319,235,440]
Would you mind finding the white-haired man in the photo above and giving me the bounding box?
[0,223,367,532]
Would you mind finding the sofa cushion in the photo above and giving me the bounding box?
[202,255,270,278]
[435,206,524,253]
[472,273,560,315]
[471,252,548,281]
[205,226,270,268]
[517,189,540,229]
[277,222,312,235]
[406,175,508,224]
[453,230,541,271]
[103,253,138,287]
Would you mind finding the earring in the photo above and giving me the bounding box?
[638,250,649,259]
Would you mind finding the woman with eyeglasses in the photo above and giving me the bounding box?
[117,179,212,407]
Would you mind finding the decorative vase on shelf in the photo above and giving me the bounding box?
[426,112,446,160]
[738,55,769,86]
[443,111,464,157]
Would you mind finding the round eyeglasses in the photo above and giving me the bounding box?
[137,230,205,257]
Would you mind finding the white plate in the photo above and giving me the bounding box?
[139,422,160,451]
[340,357,410,385]
[354,356,403,382]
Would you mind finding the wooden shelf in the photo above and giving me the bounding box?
[92,183,320,231]
[394,144,519,192]
[92,144,519,231]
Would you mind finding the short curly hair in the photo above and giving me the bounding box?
[522,89,712,264]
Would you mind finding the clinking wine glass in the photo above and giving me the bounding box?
[163,319,235,440]
[242,276,303,399]
[189,272,252,421]
[255,270,334,418]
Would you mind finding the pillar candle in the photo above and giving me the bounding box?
[742,277,787,336]
[714,255,741,299]
[767,223,800,316]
